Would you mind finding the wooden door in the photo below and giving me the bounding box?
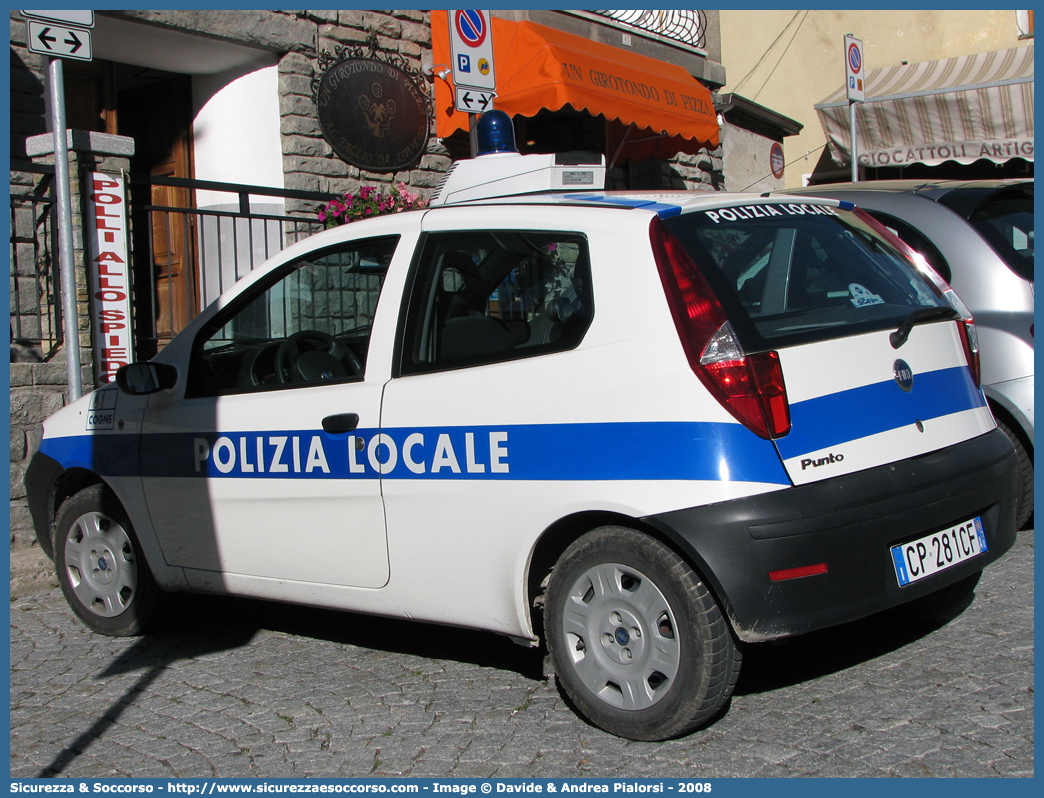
[118,76,197,347]
[148,143,196,343]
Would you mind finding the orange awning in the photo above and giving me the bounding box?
[432,12,719,157]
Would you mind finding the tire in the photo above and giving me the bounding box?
[996,416,1033,530]
[545,526,740,741]
[53,485,161,636]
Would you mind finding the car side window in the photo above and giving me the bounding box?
[186,236,399,397]
[966,191,1034,281]
[867,211,952,284]
[400,231,593,374]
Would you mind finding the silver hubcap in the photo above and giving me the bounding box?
[561,562,680,710]
[63,511,138,618]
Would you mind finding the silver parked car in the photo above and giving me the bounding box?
[782,180,1033,528]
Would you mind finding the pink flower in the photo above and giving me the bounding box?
[320,183,426,227]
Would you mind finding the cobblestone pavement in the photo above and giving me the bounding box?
[10,532,1033,779]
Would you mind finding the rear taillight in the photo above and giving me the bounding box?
[940,286,981,388]
[956,310,981,388]
[650,217,791,439]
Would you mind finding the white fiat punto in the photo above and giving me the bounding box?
[26,142,1019,740]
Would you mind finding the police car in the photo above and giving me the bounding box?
[25,114,1019,741]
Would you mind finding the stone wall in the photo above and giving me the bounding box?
[720,122,786,193]
[605,151,725,192]
[275,10,453,226]
[8,16,48,171]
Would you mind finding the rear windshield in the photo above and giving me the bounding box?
[663,202,948,348]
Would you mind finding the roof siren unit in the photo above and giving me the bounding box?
[429,110,606,206]
[475,109,518,155]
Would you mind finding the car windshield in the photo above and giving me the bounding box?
[663,202,948,348]
[966,188,1034,283]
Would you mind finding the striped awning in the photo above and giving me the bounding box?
[815,45,1033,169]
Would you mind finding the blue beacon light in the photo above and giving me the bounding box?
[475,110,518,155]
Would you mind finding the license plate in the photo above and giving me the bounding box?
[891,516,987,587]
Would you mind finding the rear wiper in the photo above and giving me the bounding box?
[890,306,960,349]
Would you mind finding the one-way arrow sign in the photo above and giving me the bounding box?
[455,86,495,114]
[27,20,93,61]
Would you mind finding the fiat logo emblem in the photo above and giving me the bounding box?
[893,359,914,392]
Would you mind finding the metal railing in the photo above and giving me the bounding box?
[590,10,707,50]
[8,168,335,362]
[9,166,61,362]
[126,175,334,358]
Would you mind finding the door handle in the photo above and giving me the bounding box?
[321,413,360,434]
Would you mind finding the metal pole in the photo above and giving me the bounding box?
[49,57,83,400]
[849,101,859,183]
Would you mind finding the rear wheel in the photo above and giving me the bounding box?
[54,485,161,636]
[545,526,739,740]
[996,416,1033,530]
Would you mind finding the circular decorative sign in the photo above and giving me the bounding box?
[315,57,429,172]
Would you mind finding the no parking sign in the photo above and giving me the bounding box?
[449,10,496,92]
[845,34,865,102]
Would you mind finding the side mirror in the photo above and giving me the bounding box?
[115,362,178,395]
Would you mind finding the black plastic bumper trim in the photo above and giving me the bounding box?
[24,451,64,560]
[644,429,1019,642]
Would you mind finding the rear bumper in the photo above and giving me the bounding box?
[646,428,1019,642]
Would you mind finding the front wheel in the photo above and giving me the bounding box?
[544,526,740,740]
[54,485,161,636]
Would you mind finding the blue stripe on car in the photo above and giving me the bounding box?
[41,421,789,484]
[778,366,985,460]
[37,366,985,484]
